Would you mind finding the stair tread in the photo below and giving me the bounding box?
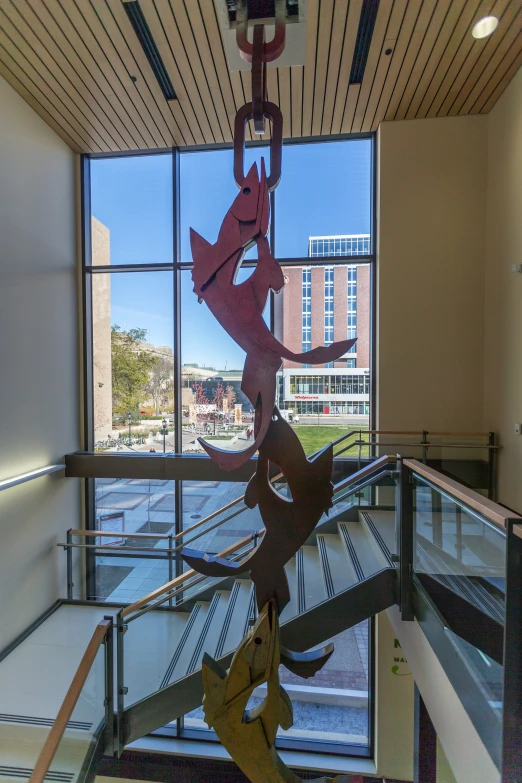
[177,591,231,679]
[338,521,388,580]
[360,509,396,556]
[214,580,253,658]
[317,533,358,597]
[298,546,327,612]
[280,557,297,623]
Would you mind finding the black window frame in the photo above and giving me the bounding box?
[80,133,377,760]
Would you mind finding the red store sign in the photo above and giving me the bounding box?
[295,395,319,400]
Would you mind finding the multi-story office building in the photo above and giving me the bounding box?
[275,235,371,418]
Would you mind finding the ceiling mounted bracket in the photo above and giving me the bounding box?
[235,0,286,63]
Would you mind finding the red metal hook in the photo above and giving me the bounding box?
[236,0,286,64]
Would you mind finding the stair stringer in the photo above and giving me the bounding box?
[120,567,397,747]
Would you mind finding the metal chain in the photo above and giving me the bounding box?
[233,0,286,191]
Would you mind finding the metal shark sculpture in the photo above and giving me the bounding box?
[190,160,356,471]
[183,408,333,612]
[202,600,348,783]
[182,408,335,679]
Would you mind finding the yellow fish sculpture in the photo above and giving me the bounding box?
[201,600,349,783]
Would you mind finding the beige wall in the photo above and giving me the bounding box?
[0,75,80,648]
[483,67,522,513]
[377,115,487,432]
[386,607,499,783]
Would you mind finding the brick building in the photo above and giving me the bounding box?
[274,235,371,418]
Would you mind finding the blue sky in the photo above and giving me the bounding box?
[90,140,371,369]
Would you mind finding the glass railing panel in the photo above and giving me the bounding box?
[45,643,107,782]
[446,629,503,725]
[30,624,110,783]
[413,476,505,622]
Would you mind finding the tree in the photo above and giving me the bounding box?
[212,380,225,412]
[225,384,236,409]
[145,355,174,414]
[192,381,208,420]
[111,326,158,416]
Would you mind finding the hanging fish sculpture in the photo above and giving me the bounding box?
[182,408,335,678]
[190,160,356,471]
[202,600,349,783]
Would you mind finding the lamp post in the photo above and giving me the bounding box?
[162,418,168,453]
[126,413,132,446]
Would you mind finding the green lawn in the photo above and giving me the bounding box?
[293,425,369,457]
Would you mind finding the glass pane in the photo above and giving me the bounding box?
[275,263,371,451]
[180,146,269,263]
[276,622,369,747]
[275,140,372,258]
[414,478,506,623]
[90,153,173,265]
[47,640,107,777]
[87,477,175,603]
[446,630,503,726]
[92,271,174,447]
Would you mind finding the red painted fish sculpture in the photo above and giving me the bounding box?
[190,159,356,471]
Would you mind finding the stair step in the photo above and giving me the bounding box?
[359,511,396,565]
[338,521,388,580]
[297,546,327,612]
[317,533,358,597]
[184,591,231,676]
[359,509,396,560]
[280,557,297,623]
[214,581,253,658]
[159,602,211,688]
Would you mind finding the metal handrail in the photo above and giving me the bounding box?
[124,537,262,622]
[121,456,396,621]
[405,458,521,531]
[29,618,113,783]
[121,530,265,620]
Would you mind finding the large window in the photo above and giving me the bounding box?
[83,138,374,757]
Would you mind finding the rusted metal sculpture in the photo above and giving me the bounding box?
[183,5,356,780]
[202,601,347,783]
[191,160,355,471]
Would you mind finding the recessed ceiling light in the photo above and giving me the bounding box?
[472,16,499,39]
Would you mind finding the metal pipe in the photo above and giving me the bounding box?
[115,611,127,756]
[103,616,114,756]
[66,529,73,600]
[125,542,256,622]
[168,534,173,609]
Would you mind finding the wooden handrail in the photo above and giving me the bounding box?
[29,619,111,783]
[121,530,265,619]
[404,459,521,529]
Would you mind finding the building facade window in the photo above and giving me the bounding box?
[347,265,357,355]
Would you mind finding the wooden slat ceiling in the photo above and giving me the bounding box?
[0,0,521,153]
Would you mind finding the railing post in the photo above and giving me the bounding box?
[502,520,522,783]
[488,431,496,500]
[115,611,128,757]
[395,457,414,621]
[66,529,73,600]
[421,430,429,465]
[168,534,173,609]
[103,616,114,756]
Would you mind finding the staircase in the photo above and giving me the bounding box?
[120,506,398,746]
